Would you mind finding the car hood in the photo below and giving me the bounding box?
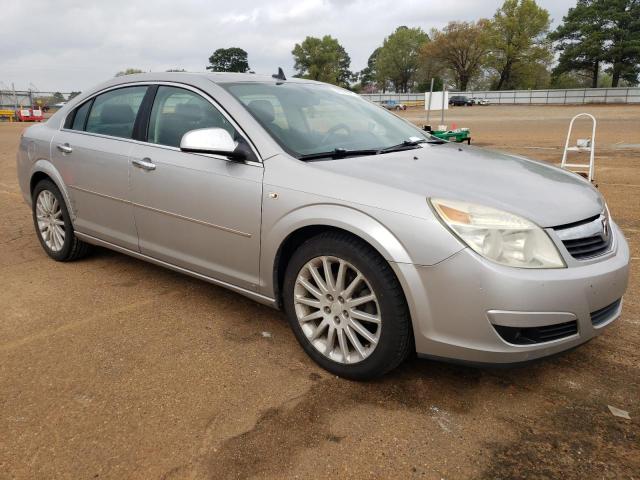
[308,143,604,228]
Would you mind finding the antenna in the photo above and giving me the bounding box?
[272,67,286,81]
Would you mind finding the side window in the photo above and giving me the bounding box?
[147,86,237,148]
[69,100,92,131]
[85,86,148,139]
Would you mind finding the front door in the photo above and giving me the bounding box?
[129,85,263,290]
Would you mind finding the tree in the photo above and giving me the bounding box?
[550,0,640,88]
[52,92,65,102]
[206,48,250,72]
[601,0,640,86]
[166,68,187,72]
[68,91,81,100]
[487,0,552,90]
[359,47,381,89]
[550,0,608,88]
[115,68,144,77]
[376,26,429,93]
[421,20,491,91]
[292,35,352,87]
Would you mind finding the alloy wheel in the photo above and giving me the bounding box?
[294,256,382,364]
[35,190,65,252]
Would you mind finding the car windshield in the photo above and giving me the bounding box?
[223,82,435,159]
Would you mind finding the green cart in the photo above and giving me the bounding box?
[424,126,471,144]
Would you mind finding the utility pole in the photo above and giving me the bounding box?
[426,78,434,124]
[440,84,446,126]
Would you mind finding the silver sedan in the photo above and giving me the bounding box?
[17,72,629,379]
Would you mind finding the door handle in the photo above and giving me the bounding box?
[57,143,73,154]
[132,158,156,171]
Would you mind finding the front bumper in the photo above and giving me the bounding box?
[393,222,630,364]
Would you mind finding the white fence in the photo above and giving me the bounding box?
[362,87,640,106]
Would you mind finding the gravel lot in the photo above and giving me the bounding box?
[1,104,638,479]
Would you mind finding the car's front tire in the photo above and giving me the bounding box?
[283,231,412,380]
[32,179,91,261]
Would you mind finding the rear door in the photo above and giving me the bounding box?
[52,85,149,250]
[129,85,263,290]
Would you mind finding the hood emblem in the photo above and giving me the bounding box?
[601,215,610,241]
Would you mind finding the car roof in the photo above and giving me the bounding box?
[106,71,322,85]
[46,71,330,130]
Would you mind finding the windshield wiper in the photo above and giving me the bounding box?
[298,138,444,161]
[377,138,445,153]
[298,148,380,161]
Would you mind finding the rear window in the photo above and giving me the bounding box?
[85,86,148,139]
[70,100,92,131]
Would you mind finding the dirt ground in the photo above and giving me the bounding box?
[0,104,638,480]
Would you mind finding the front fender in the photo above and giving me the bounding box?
[259,202,414,299]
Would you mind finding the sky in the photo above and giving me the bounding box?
[1,0,576,92]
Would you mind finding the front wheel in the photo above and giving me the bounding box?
[283,232,412,380]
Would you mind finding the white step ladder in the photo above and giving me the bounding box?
[561,113,596,182]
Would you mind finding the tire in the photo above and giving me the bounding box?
[283,231,412,380]
[32,179,91,262]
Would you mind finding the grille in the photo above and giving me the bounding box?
[554,213,612,260]
[591,299,622,327]
[493,320,578,345]
[562,235,611,259]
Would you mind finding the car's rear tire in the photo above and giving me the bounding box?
[283,231,412,380]
[32,179,91,262]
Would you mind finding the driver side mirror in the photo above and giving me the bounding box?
[180,128,247,161]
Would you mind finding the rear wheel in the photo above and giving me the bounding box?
[32,179,91,261]
[283,232,412,380]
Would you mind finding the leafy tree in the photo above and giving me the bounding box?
[550,0,608,88]
[68,91,81,100]
[550,0,640,88]
[601,0,640,86]
[550,68,621,88]
[415,29,447,91]
[509,60,552,89]
[415,77,444,93]
[292,35,352,87]
[376,26,430,93]
[206,48,250,72]
[550,71,594,88]
[359,47,381,89]
[115,68,144,77]
[487,0,552,90]
[422,20,491,91]
[52,92,65,102]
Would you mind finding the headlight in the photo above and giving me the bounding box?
[430,198,565,269]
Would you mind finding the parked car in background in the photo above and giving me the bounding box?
[381,99,407,111]
[471,97,490,105]
[17,72,629,380]
[449,95,473,106]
